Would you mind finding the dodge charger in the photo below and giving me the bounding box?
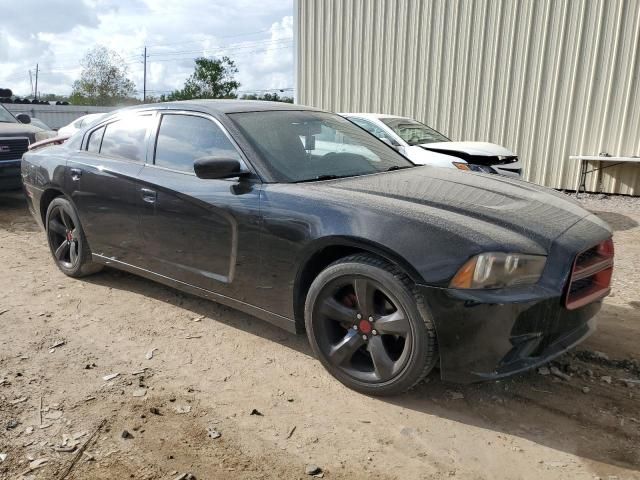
[21,100,614,396]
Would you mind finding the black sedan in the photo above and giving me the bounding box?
[21,101,614,396]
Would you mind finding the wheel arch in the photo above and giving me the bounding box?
[293,236,424,333]
[39,187,67,225]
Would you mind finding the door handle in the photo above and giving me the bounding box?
[141,187,157,204]
[70,168,82,181]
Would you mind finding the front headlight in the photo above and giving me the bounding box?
[452,161,470,171]
[35,130,57,142]
[450,252,546,289]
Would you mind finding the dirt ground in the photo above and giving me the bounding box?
[0,190,639,480]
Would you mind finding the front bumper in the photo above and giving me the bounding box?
[419,284,601,384]
[419,210,611,384]
[0,160,23,190]
[494,159,523,178]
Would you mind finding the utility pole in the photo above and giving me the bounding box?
[34,64,39,101]
[143,46,147,102]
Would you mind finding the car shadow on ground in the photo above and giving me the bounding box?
[84,266,640,473]
[590,210,639,231]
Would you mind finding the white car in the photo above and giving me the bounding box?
[342,113,522,178]
[58,113,107,137]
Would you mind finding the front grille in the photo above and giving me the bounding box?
[565,239,614,310]
[569,277,592,295]
[495,156,518,165]
[0,137,30,162]
[576,246,599,264]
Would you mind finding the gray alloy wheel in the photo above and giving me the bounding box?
[45,197,102,278]
[305,254,438,396]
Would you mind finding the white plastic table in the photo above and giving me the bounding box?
[569,155,640,196]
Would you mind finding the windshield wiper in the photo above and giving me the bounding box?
[295,167,412,183]
[386,165,414,171]
[294,174,352,183]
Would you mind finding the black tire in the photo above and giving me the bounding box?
[45,197,103,278]
[305,254,438,396]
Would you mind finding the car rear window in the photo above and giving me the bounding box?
[100,115,152,162]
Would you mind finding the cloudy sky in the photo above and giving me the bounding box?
[0,0,294,99]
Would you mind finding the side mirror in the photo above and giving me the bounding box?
[16,113,31,124]
[194,156,249,180]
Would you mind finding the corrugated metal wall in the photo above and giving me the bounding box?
[5,104,117,130]
[296,0,640,195]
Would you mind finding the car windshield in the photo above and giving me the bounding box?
[230,111,415,183]
[0,105,18,123]
[380,117,449,145]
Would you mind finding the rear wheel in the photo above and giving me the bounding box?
[305,254,437,396]
[45,197,102,277]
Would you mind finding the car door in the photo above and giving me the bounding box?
[137,111,262,299]
[66,113,153,263]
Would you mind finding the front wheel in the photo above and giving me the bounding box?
[305,254,438,396]
[45,197,103,278]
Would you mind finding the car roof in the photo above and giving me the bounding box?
[115,100,321,116]
[74,113,104,121]
[340,113,409,120]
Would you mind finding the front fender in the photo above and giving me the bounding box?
[294,235,426,290]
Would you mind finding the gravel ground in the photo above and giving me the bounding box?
[0,190,639,480]
[572,191,640,211]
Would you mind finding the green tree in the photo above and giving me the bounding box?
[70,46,136,106]
[240,92,293,103]
[168,56,239,100]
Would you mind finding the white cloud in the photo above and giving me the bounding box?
[233,15,294,96]
[0,0,293,99]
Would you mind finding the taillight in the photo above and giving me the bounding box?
[565,238,614,310]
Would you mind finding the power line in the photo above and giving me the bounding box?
[144,25,291,48]
[44,25,291,63]
[37,37,292,72]
[143,46,148,102]
[34,64,39,101]
[4,39,294,99]
[146,39,293,59]
[33,42,293,76]
[147,44,293,63]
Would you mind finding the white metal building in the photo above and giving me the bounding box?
[295,0,640,195]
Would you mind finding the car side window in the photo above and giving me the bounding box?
[100,115,152,162]
[154,114,243,173]
[86,126,105,153]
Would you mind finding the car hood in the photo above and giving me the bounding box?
[0,123,45,136]
[420,141,515,157]
[308,166,604,252]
